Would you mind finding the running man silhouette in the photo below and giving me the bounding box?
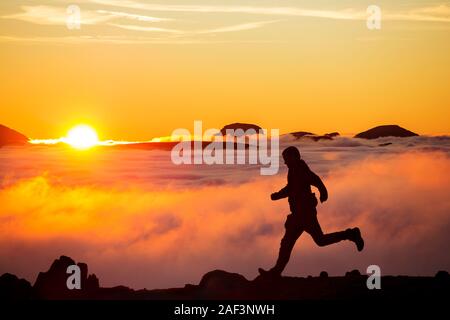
[259,146,364,278]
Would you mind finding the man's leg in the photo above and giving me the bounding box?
[261,214,303,276]
[271,228,303,275]
[306,215,364,251]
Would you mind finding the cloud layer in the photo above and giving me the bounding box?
[0,138,449,289]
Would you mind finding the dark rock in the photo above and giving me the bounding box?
[86,274,100,291]
[220,123,262,136]
[291,131,340,141]
[33,255,99,299]
[311,134,333,141]
[78,262,88,283]
[325,132,340,138]
[345,269,362,277]
[184,283,196,289]
[199,270,249,292]
[0,124,28,147]
[97,285,136,300]
[291,131,315,139]
[319,271,329,278]
[435,270,450,281]
[0,273,34,300]
[355,125,418,139]
[195,270,251,299]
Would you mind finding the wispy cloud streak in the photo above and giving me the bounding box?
[91,0,450,22]
[198,20,280,34]
[96,9,173,22]
[92,0,367,20]
[1,5,173,26]
[110,23,181,33]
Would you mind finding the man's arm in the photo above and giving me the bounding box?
[271,185,289,200]
[309,171,328,202]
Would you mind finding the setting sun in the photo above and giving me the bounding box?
[64,125,99,149]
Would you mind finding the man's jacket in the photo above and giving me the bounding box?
[272,159,328,214]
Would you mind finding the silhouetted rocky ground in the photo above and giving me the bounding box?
[1,256,449,301]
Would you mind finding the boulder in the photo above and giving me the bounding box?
[34,255,99,299]
[0,273,34,300]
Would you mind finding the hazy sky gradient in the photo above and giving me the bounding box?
[0,0,449,139]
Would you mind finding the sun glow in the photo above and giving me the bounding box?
[64,125,99,149]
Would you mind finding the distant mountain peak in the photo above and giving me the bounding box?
[0,124,29,146]
[354,125,418,139]
[220,123,262,135]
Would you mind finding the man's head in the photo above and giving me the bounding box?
[282,146,301,167]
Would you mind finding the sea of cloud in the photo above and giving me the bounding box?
[0,136,449,289]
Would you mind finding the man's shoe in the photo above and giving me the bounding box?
[349,227,364,252]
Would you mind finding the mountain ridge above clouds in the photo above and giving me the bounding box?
[0,124,28,147]
[218,123,420,141]
[354,125,419,139]
[0,123,427,148]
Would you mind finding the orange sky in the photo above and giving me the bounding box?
[0,1,449,140]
